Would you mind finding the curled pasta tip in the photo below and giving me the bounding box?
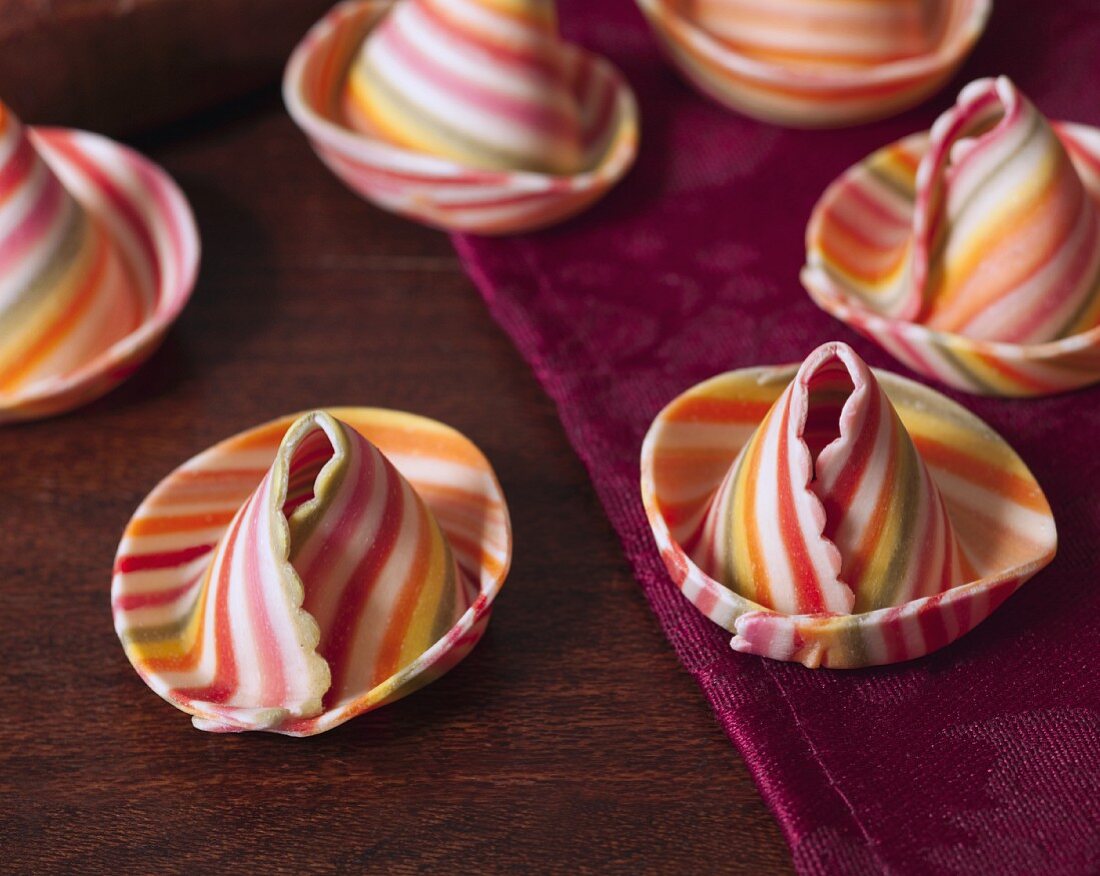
[113,408,512,736]
[641,344,1056,668]
[698,343,962,619]
[804,77,1100,396]
[344,0,585,175]
[283,1,638,234]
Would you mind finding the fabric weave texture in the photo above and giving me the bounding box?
[453,1,1100,871]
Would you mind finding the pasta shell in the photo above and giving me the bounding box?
[284,0,638,234]
[345,0,584,175]
[804,77,1100,395]
[112,409,512,735]
[641,342,1056,669]
[634,0,989,127]
[0,103,198,422]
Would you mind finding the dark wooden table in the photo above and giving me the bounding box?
[0,92,791,874]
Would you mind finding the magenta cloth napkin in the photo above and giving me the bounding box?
[453,1,1100,872]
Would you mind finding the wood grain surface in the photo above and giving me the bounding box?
[0,92,791,874]
[0,0,333,134]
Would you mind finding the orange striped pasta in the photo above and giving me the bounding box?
[684,0,938,67]
[640,342,1056,669]
[284,0,638,234]
[0,103,198,423]
[804,77,1100,396]
[634,0,989,127]
[345,0,584,174]
[112,409,512,736]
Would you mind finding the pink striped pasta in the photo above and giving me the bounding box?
[112,409,512,736]
[635,0,989,127]
[0,103,198,423]
[345,0,584,175]
[641,342,1056,669]
[284,0,638,234]
[685,0,939,67]
[804,77,1100,396]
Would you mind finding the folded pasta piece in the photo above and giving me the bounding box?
[686,0,939,68]
[805,77,1100,395]
[345,0,584,174]
[0,107,137,392]
[0,102,197,422]
[635,0,989,126]
[641,342,1056,669]
[112,409,512,735]
[284,0,638,233]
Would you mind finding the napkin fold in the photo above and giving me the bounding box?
[454,1,1100,871]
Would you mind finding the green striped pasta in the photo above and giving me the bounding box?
[804,77,1100,396]
[641,342,1056,669]
[113,409,512,735]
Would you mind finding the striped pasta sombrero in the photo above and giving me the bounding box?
[634,0,990,128]
[641,342,1056,669]
[283,0,638,235]
[112,408,512,736]
[804,77,1100,396]
[0,103,198,423]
